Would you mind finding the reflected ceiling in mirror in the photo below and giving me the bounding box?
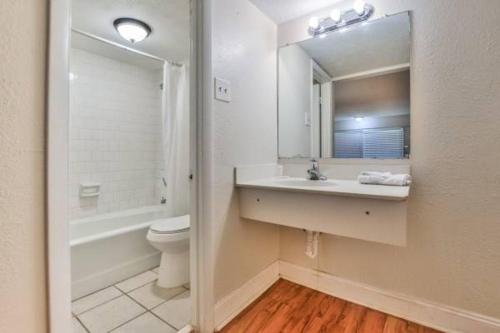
[278,12,411,160]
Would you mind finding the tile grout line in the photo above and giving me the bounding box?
[149,309,180,332]
[148,287,188,311]
[123,286,190,331]
[148,288,191,331]
[112,267,159,289]
[74,292,124,317]
[148,286,189,312]
[119,292,180,332]
[74,270,160,316]
[102,292,150,332]
[74,267,190,332]
[122,292,149,311]
[74,282,176,319]
[74,287,125,317]
[72,284,125,303]
[114,272,160,294]
[105,311,148,333]
[74,314,91,333]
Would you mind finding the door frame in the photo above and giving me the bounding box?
[46,0,212,331]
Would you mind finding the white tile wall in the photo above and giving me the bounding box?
[69,48,164,219]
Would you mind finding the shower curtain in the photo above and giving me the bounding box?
[162,63,190,216]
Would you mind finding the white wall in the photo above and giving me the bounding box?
[334,70,410,120]
[278,0,500,319]
[69,48,163,219]
[278,44,313,158]
[0,0,48,332]
[210,0,280,302]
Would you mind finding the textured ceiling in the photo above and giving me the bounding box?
[250,0,344,24]
[72,0,190,62]
[297,13,411,78]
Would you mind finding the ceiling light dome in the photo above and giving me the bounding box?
[113,18,152,43]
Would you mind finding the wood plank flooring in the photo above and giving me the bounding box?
[219,279,443,333]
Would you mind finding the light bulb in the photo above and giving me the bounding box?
[309,16,320,29]
[114,18,151,43]
[353,0,366,15]
[354,117,364,122]
[330,9,341,23]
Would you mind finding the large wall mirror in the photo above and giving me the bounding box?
[278,12,411,159]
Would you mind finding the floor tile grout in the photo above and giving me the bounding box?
[121,291,186,330]
[73,266,190,333]
[73,290,124,316]
[74,274,159,316]
[149,287,189,312]
[114,267,159,285]
[105,310,147,333]
[74,282,184,319]
[73,266,159,303]
[74,314,91,333]
[148,309,180,331]
[122,292,149,311]
[72,284,124,303]
[115,278,157,294]
[122,288,181,331]
[114,271,159,293]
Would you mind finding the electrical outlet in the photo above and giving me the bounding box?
[214,77,231,102]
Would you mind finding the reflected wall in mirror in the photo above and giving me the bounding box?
[278,12,411,159]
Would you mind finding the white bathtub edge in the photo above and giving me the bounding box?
[70,221,154,247]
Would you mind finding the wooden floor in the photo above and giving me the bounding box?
[219,279,442,333]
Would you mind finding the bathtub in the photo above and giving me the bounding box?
[70,206,167,299]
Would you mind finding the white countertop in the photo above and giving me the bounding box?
[236,176,409,201]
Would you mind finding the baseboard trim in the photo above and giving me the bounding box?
[214,261,280,331]
[213,260,500,332]
[279,260,500,333]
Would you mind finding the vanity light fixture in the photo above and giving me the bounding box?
[330,9,342,23]
[308,16,320,29]
[353,0,367,15]
[308,1,374,37]
[113,18,152,43]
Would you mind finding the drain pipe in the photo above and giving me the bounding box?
[304,230,320,259]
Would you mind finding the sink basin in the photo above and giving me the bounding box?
[272,179,336,187]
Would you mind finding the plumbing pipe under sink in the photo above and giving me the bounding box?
[305,230,320,259]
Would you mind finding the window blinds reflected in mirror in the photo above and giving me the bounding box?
[335,127,408,159]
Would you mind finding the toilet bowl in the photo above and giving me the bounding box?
[147,215,190,288]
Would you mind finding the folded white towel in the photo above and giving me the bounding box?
[358,171,411,186]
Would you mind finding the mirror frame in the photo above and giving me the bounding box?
[277,11,413,163]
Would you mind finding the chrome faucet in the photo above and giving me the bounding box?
[307,159,327,181]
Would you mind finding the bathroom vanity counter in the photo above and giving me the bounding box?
[236,176,409,201]
[235,166,410,246]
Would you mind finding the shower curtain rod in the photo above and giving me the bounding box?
[71,28,183,67]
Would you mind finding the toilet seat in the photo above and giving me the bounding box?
[149,215,190,234]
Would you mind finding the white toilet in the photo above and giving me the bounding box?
[147,215,190,288]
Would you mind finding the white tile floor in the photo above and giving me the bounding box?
[72,267,190,333]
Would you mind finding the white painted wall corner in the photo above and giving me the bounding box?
[214,261,280,331]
